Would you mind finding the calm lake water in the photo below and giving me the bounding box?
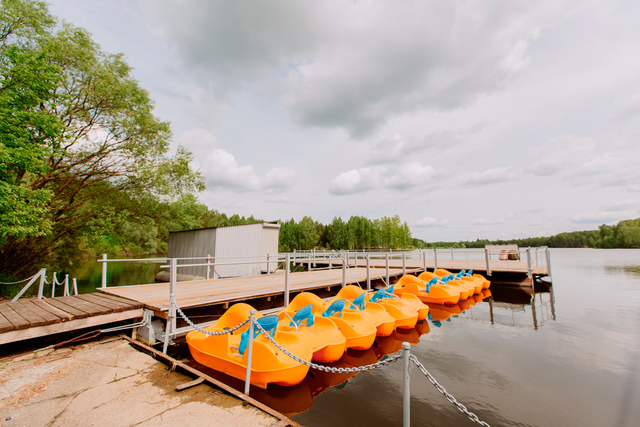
[68,249,640,426]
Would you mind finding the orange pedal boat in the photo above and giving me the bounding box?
[394,274,461,305]
[186,303,313,389]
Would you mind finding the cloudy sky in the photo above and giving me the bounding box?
[48,0,640,242]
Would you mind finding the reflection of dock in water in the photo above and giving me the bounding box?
[465,282,556,330]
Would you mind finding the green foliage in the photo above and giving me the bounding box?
[279,215,413,252]
[0,0,204,277]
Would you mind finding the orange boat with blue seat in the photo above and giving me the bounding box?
[281,292,378,351]
[394,274,461,305]
[186,302,314,389]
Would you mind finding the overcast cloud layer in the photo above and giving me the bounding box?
[50,0,640,241]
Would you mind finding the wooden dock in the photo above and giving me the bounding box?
[0,293,144,345]
[100,266,420,315]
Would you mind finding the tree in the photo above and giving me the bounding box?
[0,0,204,275]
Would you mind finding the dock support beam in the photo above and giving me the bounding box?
[403,342,411,427]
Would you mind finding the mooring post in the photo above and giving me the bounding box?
[402,253,406,276]
[366,255,371,291]
[244,310,256,395]
[403,342,411,427]
[101,253,107,288]
[385,253,390,285]
[285,254,290,307]
[73,278,78,295]
[163,258,177,355]
[434,248,438,270]
[342,256,346,287]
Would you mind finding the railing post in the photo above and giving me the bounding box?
[402,253,406,276]
[163,258,177,355]
[11,269,44,302]
[266,254,271,275]
[366,255,371,291]
[64,274,70,296]
[313,248,316,268]
[484,248,491,276]
[308,252,312,271]
[206,254,211,280]
[354,252,358,268]
[51,272,57,298]
[244,310,256,395]
[545,247,553,282]
[73,278,79,295]
[329,253,332,269]
[385,253,390,285]
[285,254,290,307]
[37,268,46,299]
[433,248,438,270]
[422,251,427,272]
[101,253,107,288]
[342,256,347,287]
[403,342,411,427]
[526,247,532,278]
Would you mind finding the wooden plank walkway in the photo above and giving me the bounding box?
[101,266,421,314]
[309,258,548,276]
[0,293,144,345]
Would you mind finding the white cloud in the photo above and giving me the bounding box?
[414,217,449,227]
[383,162,437,190]
[329,167,382,195]
[461,167,519,186]
[141,0,549,137]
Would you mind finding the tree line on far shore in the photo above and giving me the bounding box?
[414,218,640,250]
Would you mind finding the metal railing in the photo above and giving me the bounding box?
[6,268,79,302]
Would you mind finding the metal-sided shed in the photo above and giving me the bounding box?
[167,221,280,278]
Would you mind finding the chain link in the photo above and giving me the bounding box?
[0,273,38,285]
[410,355,491,426]
[255,320,402,373]
[174,301,250,336]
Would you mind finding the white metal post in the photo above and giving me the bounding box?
[434,248,438,270]
[545,247,553,282]
[163,258,177,355]
[386,253,390,285]
[422,251,426,272]
[101,254,107,288]
[403,342,411,427]
[354,252,358,268]
[366,255,371,291]
[402,253,406,276]
[527,247,532,278]
[244,310,255,395]
[484,248,491,276]
[73,278,78,295]
[266,254,270,275]
[329,253,332,269]
[285,254,290,307]
[11,269,44,302]
[63,274,69,296]
[342,256,346,287]
[206,254,211,280]
[37,268,46,299]
[51,272,57,298]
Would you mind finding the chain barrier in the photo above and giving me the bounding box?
[173,300,249,336]
[0,273,38,285]
[254,320,402,373]
[410,355,491,426]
